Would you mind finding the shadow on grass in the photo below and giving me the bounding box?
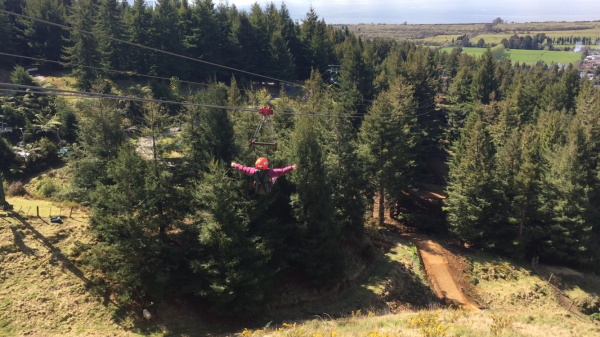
[256,238,438,330]
[10,225,38,256]
[8,212,127,314]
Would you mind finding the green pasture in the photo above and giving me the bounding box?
[423,34,462,43]
[438,47,583,65]
[472,28,600,44]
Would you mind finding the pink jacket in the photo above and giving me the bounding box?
[232,164,294,178]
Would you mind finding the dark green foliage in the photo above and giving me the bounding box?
[83,145,171,303]
[0,0,15,66]
[359,79,418,227]
[10,65,36,86]
[62,0,99,90]
[0,137,15,174]
[94,0,126,73]
[190,161,273,314]
[289,114,343,283]
[20,0,67,67]
[150,0,185,77]
[76,99,124,159]
[124,0,151,74]
[444,112,499,245]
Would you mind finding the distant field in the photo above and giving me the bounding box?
[423,34,462,43]
[439,47,487,58]
[508,49,583,65]
[344,21,600,41]
[439,47,583,65]
[472,28,600,44]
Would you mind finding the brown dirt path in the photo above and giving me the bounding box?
[373,194,479,310]
[404,234,479,310]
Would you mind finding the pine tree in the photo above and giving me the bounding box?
[444,112,499,245]
[298,7,332,78]
[124,0,151,74]
[537,120,594,262]
[447,67,473,104]
[325,109,367,239]
[269,30,296,81]
[470,48,497,104]
[191,161,274,314]
[76,98,125,159]
[62,0,99,90]
[83,144,171,302]
[289,114,343,282]
[150,0,185,77]
[94,0,126,73]
[561,64,581,112]
[0,1,15,66]
[359,78,418,227]
[193,83,237,164]
[20,0,67,68]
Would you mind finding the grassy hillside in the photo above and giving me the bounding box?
[239,253,600,337]
[2,192,600,337]
[438,47,583,65]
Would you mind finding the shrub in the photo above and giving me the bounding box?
[7,181,26,196]
[36,178,59,197]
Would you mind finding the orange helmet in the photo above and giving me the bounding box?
[255,157,269,170]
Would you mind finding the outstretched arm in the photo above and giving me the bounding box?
[269,164,297,178]
[231,162,256,176]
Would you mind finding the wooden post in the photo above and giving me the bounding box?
[36,206,39,217]
[49,207,52,218]
[26,206,31,216]
[548,273,554,285]
[69,207,73,218]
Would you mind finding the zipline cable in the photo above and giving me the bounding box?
[0,84,441,119]
[0,52,213,87]
[0,10,384,106]
[0,9,300,86]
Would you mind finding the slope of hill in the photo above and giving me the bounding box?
[2,192,599,336]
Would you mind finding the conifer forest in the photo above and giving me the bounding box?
[0,0,599,317]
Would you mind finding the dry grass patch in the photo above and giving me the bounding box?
[0,204,142,336]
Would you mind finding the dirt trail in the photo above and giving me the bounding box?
[404,234,479,310]
[373,194,478,310]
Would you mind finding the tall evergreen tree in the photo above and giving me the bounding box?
[470,48,497,104]
[190,161,274,314]
[325,108,367,239]
[289,114,343,282]
[537,120,594,263]
[94,0,126,73]
[62,0,99,90]
[20,0,67,68]
[298,7,332,78]
[444,112,499,245]
[0,0,16,66]
[150,0,185,77]
[268,30,296,81]
[359,79,418,226]
[124,0,151,74]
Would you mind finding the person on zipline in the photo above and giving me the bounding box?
[231,157,297,195]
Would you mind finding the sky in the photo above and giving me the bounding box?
[220,0,600,24]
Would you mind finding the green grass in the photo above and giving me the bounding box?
[507,49,582,65]
[439,47,487,57]
[472,28,600,44]
[423,34,462,43]
[439,47,582,65]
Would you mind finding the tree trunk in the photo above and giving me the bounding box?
[379,181,385,227]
